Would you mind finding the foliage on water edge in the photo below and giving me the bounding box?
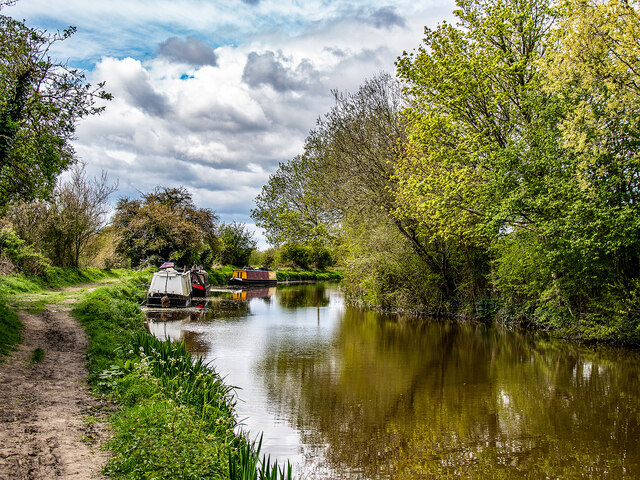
[73,279,295,479]
[275,267,342,282]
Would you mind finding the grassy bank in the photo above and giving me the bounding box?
[0,267,130,296]
[72,274,293,479]
[0,267,132,361]
[276,267,342,282]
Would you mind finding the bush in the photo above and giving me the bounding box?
[0,227,50,275]
[0,299,22,359]
[278,243,313,269]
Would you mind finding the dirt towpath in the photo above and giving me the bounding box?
[0,289,108,480]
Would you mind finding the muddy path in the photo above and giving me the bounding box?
[0,297,109,479]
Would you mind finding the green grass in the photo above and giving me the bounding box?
[0,267,135,360]
[0,267,130,296]
[31,347,45,364]
[275,267,343,282]
[0,299,22,360]
[209,265,235,286]
[72,274,296,479]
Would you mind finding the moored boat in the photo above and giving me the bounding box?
[190,265,209,297]
[228,267,277,286]
[146,265,192,307]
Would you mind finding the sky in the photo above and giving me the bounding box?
[6,0,455,248]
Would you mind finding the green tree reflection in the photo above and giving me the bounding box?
[276,284,331,309]
[256,308,640,479]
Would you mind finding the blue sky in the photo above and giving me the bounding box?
[6,0,454,248]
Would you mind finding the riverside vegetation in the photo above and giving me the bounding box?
[74,273,296,479]
[251,0,640,346]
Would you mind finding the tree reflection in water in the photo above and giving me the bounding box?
[256,307,640,479]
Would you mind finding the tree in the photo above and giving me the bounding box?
[395,0,570,313]
[395,0,557,242]
[278,242,314,269]
[5,162,117,267]
[252,154,338,247]
[112,187,218,267]
[0,4,110,209]
[216,222,256,267]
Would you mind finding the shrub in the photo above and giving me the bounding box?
[0,227,50,275]
[278,243,313,269]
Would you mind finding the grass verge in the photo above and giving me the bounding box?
[0,267,133,360]
[72,273,294,479]
[276,267,343,282]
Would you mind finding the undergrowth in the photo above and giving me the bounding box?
[0,299,21,360]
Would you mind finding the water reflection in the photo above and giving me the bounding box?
[276,283,331,309]
[231,287,276,302]
[146,284,640,479]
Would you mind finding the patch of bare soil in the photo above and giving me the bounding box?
[0,302,109,480]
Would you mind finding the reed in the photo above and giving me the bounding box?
[229,435,294,480]
[72,274,296,479]
[127,331,237,425]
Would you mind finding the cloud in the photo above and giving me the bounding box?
[242,51,319,92]
[17,0,457,250]
[97,57,170,117]
[345,6,407,30]
[158,36,218,66]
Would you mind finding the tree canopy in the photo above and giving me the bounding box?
[0,3,109,209]
[112,187,218,267]
[252,0,640,343]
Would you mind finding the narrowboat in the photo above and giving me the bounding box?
[190,265,209,297]
[146,265,192,307]
[228,267,277,286]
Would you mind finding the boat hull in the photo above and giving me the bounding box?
[191,283,208,297]
[229,268,277,287]
[146,292,191,308]
[228,277,277,287]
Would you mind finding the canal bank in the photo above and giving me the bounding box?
[0,269,295,479]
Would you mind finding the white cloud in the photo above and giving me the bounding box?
[7,0,456,248]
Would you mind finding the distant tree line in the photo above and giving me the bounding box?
[252,0,640,344]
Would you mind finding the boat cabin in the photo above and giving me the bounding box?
[190,265,209,297]
[229,267,277,286]
[146,268,192,307]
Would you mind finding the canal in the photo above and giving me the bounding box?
[146,283,640,479]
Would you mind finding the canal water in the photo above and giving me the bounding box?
[146,283,640,479]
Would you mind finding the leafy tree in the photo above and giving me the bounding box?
[395,0,556,242]
[5,162,117,267]
[396,0,569,312]
[278,242,314,269]
[216,222,256,267]
[0,4,110,209]
[113,187,218,267]
[0,225,49,274]
[252,154,337,247]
